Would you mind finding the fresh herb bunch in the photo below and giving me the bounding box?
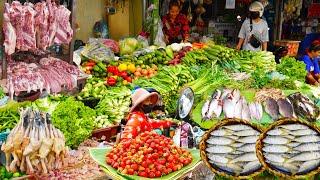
[276,57,306,81]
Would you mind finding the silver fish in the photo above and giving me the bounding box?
[220,89,232,100]
[249,102,263,121]
[201,100,210,120]
[238,143,256,153]
[207,90,223,119]
[206,137,234,145]
[223,124,252,131]
[210,161,242,174]
[264,153,288,163]
[294,143,320,152]
[263,136,291,145]
[207,154,230,164]
[241,161,261,174]
[277,98,294,118]
[237,136,258,144]
[278,124,309,131]
[263,145,291,153]
[288,151,320,162]
[297,159,320,174]
[233,129,259,137]
[267,161,299,174]
[234,98,243,119]
[241,98,251,121]
[264,98,280,120]
[230,153,258,163]
[291,129,318,136]
[210,129,232,136]
[294,135,320,143]
[223,98,236,118]
[206,146,235,154]
[267,128,290,136]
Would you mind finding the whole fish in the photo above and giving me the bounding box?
[287,142,301,148]
[267,128,290,136]
[264,98,280,120]
[206,137,234,145]
[237,136,258,144]
[220,89,232,100]
[288,151,320,162]
[201,100,210,120]
[278,124,309,131]
[264,153,288,163]
[249,102,263,121]
[294,143,320,152]
[267,161,299,174]
[230,143,245,148]
[224,135,239,140]
[223,124,252,131]
[291,129,318,136]
[263,136,291,145]
[241,161,261,174]
[263,145,291,153]
[241,98,251,121]
[234,98,243,119]
[207,90,223,119]
[207,154,230,164]
[297,159,320,174]
[213,162,243,173]
[238,143,256,153]
[277,98,294,118]
[233,129,259,137]
[230,153,258,163]
[223,98,236,118]
[294,135,320,143]
[210,129,232,136]
[206,146,235,154]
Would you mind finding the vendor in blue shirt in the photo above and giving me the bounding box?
[302,41,320,85]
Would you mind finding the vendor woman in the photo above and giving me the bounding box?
[301,41,320,86]
[121,88,172,140]
[162,1,190,44]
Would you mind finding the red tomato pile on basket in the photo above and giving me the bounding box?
[106,131,193,178]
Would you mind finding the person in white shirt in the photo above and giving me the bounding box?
[236,1,269,51]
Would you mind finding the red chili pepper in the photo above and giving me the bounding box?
[107,77,117,86]
[125,76,132,83]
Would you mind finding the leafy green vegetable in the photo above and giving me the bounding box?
[250,69,270,89]
[276,56,306,81]
[0,86,5,99]
[95,86,131,128]
[52,97,96,149]
[0,101,30,132]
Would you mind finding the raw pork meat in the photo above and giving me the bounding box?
[54,5,73,44]
[3,3,17,55]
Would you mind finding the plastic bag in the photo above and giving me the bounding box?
[89,38,119,54]
[81,41,114,63]
[93,20,109,39]
[137,35,149,48]
[154,22,166,47]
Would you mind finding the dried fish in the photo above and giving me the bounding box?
[297,159,320,174]
[264,98,280,120]
[206,146,235,154]
[263,145,291,153]
[293,143,320,152]
[230,153,258,163]
[263,136,291,145]
[206,137,234,145]
[277,98,294,118]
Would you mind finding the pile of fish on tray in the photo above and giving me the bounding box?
[201,90,320,122]
[201,89,263,121]
[205,124,262,176]
[1,108,68,174]
[262,123,320,175]
[264,92,320,122]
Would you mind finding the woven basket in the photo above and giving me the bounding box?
[200,118,265,179]
[256,118,320,179]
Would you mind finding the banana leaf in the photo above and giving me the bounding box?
[89,147,201,180]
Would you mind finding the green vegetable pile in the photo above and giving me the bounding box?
[276,56,306,82]
[0,101,30,132]
[77,77,108,99]
[236,50,277,73]
[95,86,131,128]
[134,65,194,114]
[52,97,96,149]
[0,166,24,180]
[122,48,170,65]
